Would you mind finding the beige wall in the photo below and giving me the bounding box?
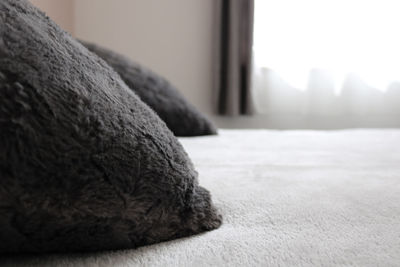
[74,0,216,117]
[29,0,75,35]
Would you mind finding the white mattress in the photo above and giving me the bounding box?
[2,129,400,267]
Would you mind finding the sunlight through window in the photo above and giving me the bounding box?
[254,0,400,91]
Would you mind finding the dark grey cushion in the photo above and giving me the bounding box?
[81,41,217,137]
[0,0,221,253]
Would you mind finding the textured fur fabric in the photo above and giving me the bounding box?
[0,0,221,253]
[81,41,217,137]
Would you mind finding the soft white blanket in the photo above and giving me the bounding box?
[2,130,400,267]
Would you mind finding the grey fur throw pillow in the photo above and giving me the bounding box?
[0,0,221,253]
[81,41,217,137]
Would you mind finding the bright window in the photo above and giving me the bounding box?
[253,0,400,91]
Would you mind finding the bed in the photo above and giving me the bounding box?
[2,129,400,266]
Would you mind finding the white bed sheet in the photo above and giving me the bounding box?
[2,129,400,267]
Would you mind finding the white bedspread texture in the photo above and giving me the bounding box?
[2,129,400,267]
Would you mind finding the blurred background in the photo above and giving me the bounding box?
[30,0,400,129]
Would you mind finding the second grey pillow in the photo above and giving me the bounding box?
[82,41,217,137]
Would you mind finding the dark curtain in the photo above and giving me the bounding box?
[215,0,255,115]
